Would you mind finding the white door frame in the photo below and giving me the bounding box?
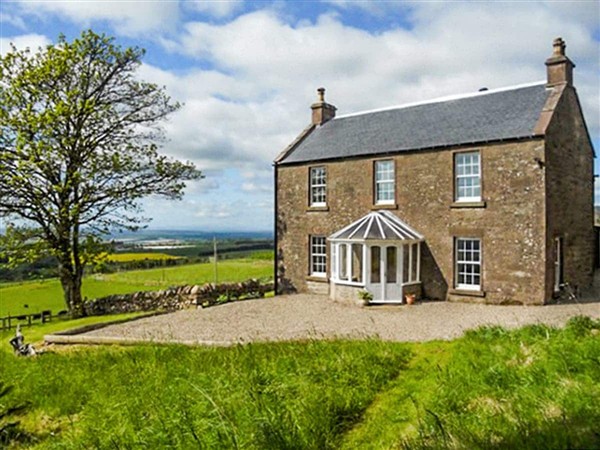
[368,244,403,303]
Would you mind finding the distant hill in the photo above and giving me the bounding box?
[108,229,273,242]
[596,206,600,226]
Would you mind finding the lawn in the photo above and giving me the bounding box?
[0,258,273,316]
[1,317,599,449]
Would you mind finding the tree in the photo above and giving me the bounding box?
[0,30,202,317]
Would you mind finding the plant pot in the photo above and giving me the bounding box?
[405,294,416,305]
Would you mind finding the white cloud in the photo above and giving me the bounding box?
[156,4,598,174]
[184,0,245,18]
[14,0,180,35]
[194,203,233,219]
[0,12,27,29]
[4,2,599,227]
[0,34,51,55]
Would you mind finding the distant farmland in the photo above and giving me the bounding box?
[0,257,273,316]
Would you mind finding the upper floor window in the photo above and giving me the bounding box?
[310,236,327,277]
[455,238,481,290]
[455,151,481,202]
[310,166,327,206]
[375,160,395,205]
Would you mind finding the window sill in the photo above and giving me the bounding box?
[371,203,398,210]
[449,288,486,298]
[306,206,329,212]
[331,278,364,287]
[306,275,328,283]
[450,201,486,209]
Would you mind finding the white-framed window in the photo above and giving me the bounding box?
[455,238,481,290]
[332,242,364,285]
[310,236,327,276]
[455,151,481,202]
[375,160,395,204]
[310,166,327,206]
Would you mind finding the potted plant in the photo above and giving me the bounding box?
[358,289,373,306]
[405,293,416,305]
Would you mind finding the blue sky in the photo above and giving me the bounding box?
[1,0,599,232]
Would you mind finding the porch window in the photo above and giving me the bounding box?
[375,160,395,204]
[310,166,327,206]
[455,238,481,290]
[386,247,397,283]
[455,151,481,202]
[310,236,327,276]
[334,242,364,284]
[371,246,381,283]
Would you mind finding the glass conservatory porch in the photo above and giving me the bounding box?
[328,211,424,303]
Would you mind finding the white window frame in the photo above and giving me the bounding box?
[374,160,395,205]
[455,238,482,291]
[310,166,327,207]
[310,236,327,277]
[455,151,481,202]
[331,242,365,287]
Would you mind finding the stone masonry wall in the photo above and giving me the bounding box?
[277,138,549,305]
[83,279,274,316]
[544,87,595,298]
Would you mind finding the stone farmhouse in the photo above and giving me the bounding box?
[273,38,595,305]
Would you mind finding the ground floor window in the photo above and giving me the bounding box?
[455,238,481,290]
[334,242,364,284]
[310,236,327,276]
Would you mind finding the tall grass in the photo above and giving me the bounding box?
[2,318,598,448]
[2,340,410,449]
[400,316,600,449]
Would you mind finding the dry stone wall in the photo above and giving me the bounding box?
[83,279,274,316]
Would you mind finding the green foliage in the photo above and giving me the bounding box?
[0,225,51,268]
[0,381,29,446]
[0,30,201,315]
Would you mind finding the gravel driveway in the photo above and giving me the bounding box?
[60,294,600,346]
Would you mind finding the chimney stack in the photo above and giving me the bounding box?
[545,37,575,87]
[311,87,336,126]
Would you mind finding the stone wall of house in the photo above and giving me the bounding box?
[544,87,595,299]
[276,138,550,305]
[330,283,362,306]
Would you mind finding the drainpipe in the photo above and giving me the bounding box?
[273,162,278,295]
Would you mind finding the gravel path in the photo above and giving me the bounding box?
[73,294,600,346]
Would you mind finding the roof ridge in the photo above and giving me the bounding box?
[335,80,547,120]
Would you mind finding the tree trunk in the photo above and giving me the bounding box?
[58,261,85,318]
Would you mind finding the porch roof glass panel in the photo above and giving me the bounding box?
[329,211,424,242]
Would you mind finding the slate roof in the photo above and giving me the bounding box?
[329,211,424,242]
[278,82,551,165]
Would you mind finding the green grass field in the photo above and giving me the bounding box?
[0,258,273,316]
[1,317,598,449]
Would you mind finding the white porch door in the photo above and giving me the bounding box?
[368,245,403,302]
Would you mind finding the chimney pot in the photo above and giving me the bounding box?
[552,37,566,56]
[317,87,326,102]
